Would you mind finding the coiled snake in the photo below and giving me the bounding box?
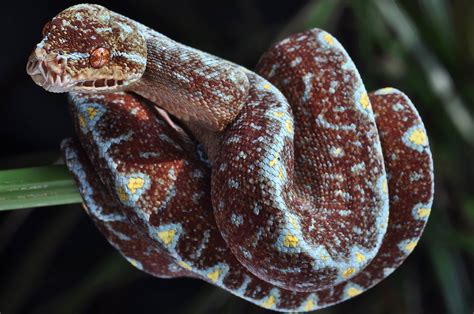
[26,4,434,312]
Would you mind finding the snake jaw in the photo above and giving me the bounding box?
[27,48,128,93]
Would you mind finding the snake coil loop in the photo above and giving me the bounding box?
[28,5,433,312]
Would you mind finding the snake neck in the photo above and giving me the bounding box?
[131,29,241,163]
[131,29,249,131]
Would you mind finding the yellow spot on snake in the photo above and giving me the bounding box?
[347,287,362,297]
[263,83,271,90]
[273,111,285,118]
[355,252,366,263]
[278,166,284,179]
[283,233,299,248]
[128,258,138,268]
[381,87,395,93]
[380,211,389,229]
[288,216,299,229]
[178,261,192,271]
[269,158,278,167]
[323,33,334,45]
[417,207,431,218]
[285,119,293,132]
[207,269,221,282]
[127,177,145,194]
[342,267,356,278]
[262,295,275,308]
[79,114,86,127]
[320,254,328,261]
[86,107,98,120]
[382,179,388,194]
[117,187,129,202]
[409,128,428,146]
[157,229,176,245]
[360,92,370,110]
[404,241,418,252]
[303,299,316,311]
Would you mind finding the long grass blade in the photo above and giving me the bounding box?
[0,165,81,211]
[375,0,474,145]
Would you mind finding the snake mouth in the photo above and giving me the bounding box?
[26,51,74,93]
[26,48,126,93]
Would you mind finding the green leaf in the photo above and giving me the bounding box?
[0,165,81,211]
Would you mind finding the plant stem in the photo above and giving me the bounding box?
[0,165,81,211]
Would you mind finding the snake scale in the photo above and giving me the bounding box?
[26,4,434,312]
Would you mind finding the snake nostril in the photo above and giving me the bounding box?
[56,56,67,66]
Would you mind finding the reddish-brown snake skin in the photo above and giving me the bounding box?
[27,4,434,311]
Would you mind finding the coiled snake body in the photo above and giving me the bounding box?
[27,4,434,311]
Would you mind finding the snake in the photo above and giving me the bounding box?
[26,4,434,312]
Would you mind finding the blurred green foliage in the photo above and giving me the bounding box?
[0,0,472,313]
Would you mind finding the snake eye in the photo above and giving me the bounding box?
[42,21,52,37]
[89,47,110,68]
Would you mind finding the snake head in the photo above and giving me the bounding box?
[26,4,147,93]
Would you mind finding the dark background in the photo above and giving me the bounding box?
[0,0,473,313]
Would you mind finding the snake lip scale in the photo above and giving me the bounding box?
[27,4,434,312]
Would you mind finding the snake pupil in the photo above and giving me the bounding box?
[89,47,110,68]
